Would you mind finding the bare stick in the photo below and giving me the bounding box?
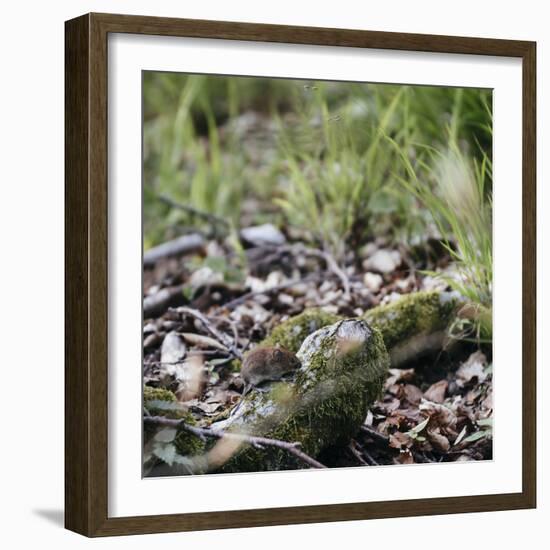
[348,441,370,466]
[144,350,231,366]
[362,448,379,466]
[175,306,243,360]
[360,425,390,445]
[143,285,184,319]
[144,415,326,469]
[221,272,323,310]
[303,247,351,300]
[274,244,351,300]
[158,194,230,229]
[143,234,205,267]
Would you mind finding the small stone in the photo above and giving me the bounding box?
[363,272,383,293]
[240,224,286,247]
[362,249,402,274]
[278,293,294,305]
[360,242,378,258]
[188,266,223,288]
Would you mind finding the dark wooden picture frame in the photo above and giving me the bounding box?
[65,12,536,537]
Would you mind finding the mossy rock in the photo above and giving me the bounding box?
[262,308,342,352]
[212,319,389,472]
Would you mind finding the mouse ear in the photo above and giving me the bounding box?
[273,349,284,361]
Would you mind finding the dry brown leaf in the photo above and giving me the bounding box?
[174,356,206,401]
[456,350,488,387]
[385,368,415,389]
[179,332,228,351]
[419,399,458,430]
[426,427,451,452]
[403,384,424,405]
[424,380,448,403]
[482,391,493,411]
[394,450,414,464]
[389,431,414,449]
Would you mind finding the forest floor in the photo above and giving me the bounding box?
[143,226,493,471]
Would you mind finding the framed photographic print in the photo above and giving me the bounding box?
[65,12,536,537]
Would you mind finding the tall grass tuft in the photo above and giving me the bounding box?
[275,85,416,259]
[391,137,493,342]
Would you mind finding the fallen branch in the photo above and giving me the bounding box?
[143,233,205,267]
[158,194,230,229]
[348,441,369,466]
[301,246,351,300]
[174,306,243,360]
[271,244,351,300]
[349,440,379,466]
[360,425,390,445]
[143,285,185,319]
[144,415,326,469]
[144,349,230,366]
[221,272,323,310]
[361,448,379,466]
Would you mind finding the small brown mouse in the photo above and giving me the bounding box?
[241,346,301,393]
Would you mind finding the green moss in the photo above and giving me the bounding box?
[363,291,459,350]
[143,385,182,419]
[174,412,206,456]
[143,386,206,457]
[144,385,177,403]
[263,309,342,352]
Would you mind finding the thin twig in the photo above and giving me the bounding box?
[360,425,390,445]
[362,448,379,466]
[221,272,323,310]
[174,306,243,360]
[158,194,230,228]
[143,235,205,267]
[349,439,379,466]
[348,441,370,466]
[302,246,351,300]
[144,415,326,469]
[144,350,231,366]
[143,285,185,318]
[277,244,351,300]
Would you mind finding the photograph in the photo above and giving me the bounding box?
[141,72,494,477]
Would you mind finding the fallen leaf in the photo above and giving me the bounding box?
[385,368,415,389]
[454,426,468,446]
[419,399,458,430]
[424,380,448,403]
[403,384,424,405]
[462,430,489,444]
[426,427,450,452]
[389,431,414,449]
[180,332,228,351]
[456,350,488,387]
[394,450,414,464]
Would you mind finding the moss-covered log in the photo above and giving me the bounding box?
[146,291,461,474]
[212,319,389,472]
[363,291,460,366]
[263,290,460,366]
[262,308,341,352]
